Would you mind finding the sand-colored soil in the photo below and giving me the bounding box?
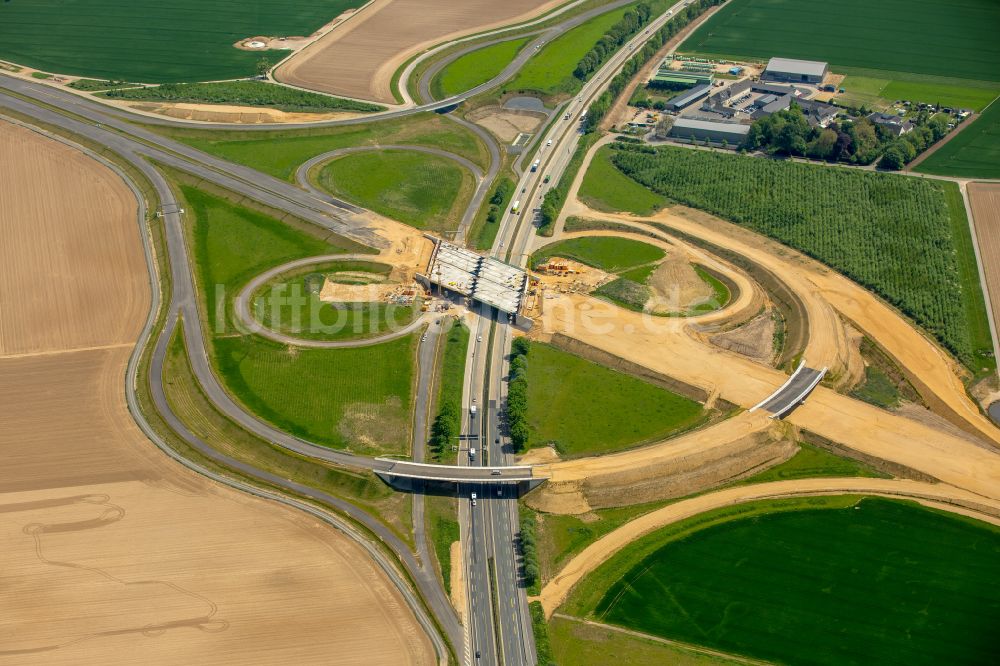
[533,202,1000,508]
[709,311,776,365]
[319,280,402,303]
[968,183,1000,350]
[538,477,1000,615]
[0,126,147,356]
[467,107,545,143]
[570,204,1000,444]
[276,0,564,103]
[0,121,433,664]
[118,101,367,125]
[556,228,762,327]
[645,254,713,313]
[449,540,465,621]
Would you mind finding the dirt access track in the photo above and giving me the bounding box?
[0,120,434,665]
[276,0,564,104]
[538,477,1000,615]
[527,166,1000,511]
[968,183,1000,349]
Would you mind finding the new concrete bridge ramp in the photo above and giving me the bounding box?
[750,360,827,418]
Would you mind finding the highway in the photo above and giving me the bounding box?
[0,2,695,663]
[459,3,697,663]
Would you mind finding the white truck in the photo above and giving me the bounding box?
[469,447,476,461]
[531,159,540,172]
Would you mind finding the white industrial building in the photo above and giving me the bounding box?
[669,117,751,146]
[762,57,828,84]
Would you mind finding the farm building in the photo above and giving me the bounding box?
[650,57,714,87]
[762,57,828,84]
[669,118,751,146]
[665,83,712,111]
[868,112,915,136]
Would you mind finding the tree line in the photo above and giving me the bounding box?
[744,103,952,170]
[485,177,515,226]
[582,0,725,134]
[506,337,530,451]
[573,3,653,82]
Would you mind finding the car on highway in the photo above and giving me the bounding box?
[547,139,553,146]
[497,487,502,497]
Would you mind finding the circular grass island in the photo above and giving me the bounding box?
[251,259,422,342]
[314,149,474,233]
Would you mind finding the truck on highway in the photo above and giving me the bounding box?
[580,108,588,120]
[511,200,520,214]
[530,159,540,172]
[469,447,476,461]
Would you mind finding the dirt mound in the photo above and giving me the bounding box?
[467,106,545,142]
[710,310,777,365]
[645,254,713,314]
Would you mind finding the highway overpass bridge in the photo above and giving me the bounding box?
[750,360,827,418]
[374,459,546,493]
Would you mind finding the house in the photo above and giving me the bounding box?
[762,57,828,84]
[867,112,915,136]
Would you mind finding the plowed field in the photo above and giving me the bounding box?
[0,120,433,665]
[277,0,562,103]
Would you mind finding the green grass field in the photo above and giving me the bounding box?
[181,184,414,454]
[535,442,886,589]
[425,494,459,595]
[530,236,665,272]
[682,0,1000,83]
[160,112,488,181]
[103,81,382,113]
[213,333,416,455]
[0,0,366,83]
[162,326,414,543]
[506,7,630,97]
[836,75,1000,112]
[579,146,668,215]
[433,37,531,99]
[582,498,1000,666]
[433,320,469,462]
[524,342,705,457]
[316,149,473,232]
[609,145,994,372]
[550,615,746,666]
[739,442,886,485]
[183,185,349,329]
[915,100,1000,178]
[252,260,419,341]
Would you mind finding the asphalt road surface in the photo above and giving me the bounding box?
[0,1,695,660]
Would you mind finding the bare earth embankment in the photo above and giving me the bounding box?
[968,183,1000,342]
[277,0,562,103]
[0,120,433,665]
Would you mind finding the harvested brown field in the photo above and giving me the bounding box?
[276,0,563,103]
[0,120,434,664]
[968,183,1000,350]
